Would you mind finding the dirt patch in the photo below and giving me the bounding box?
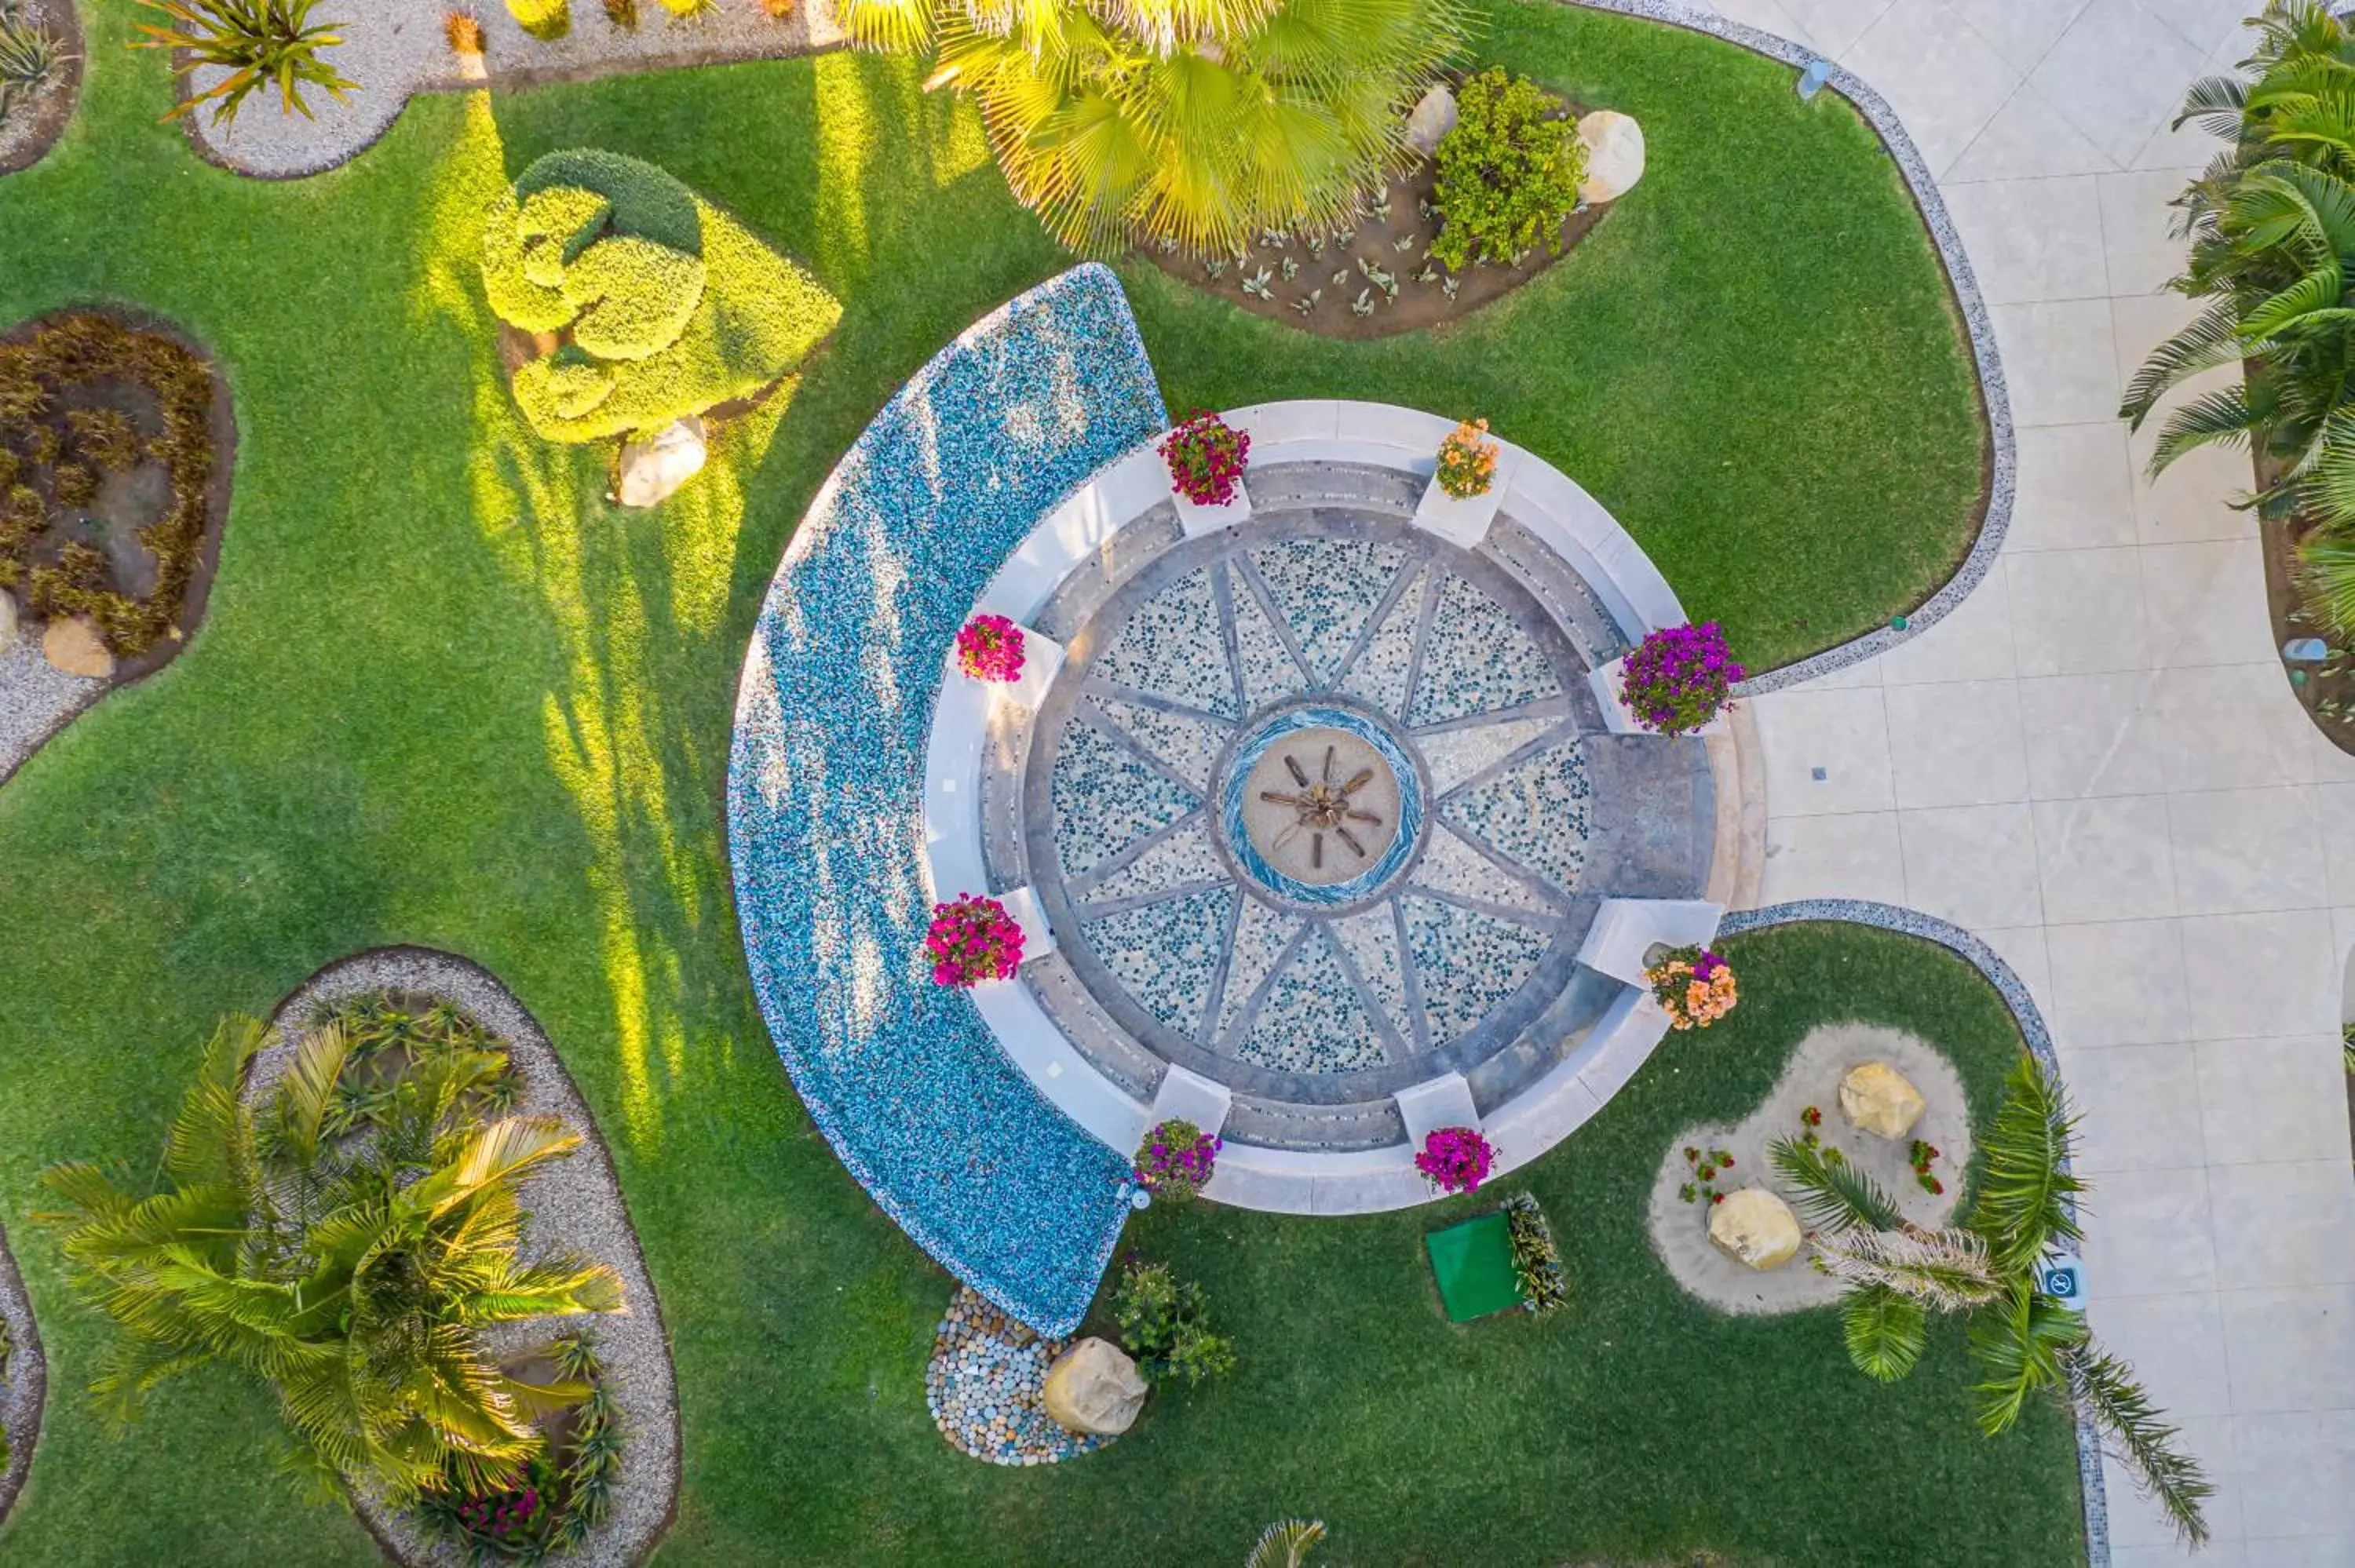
[1137,89,1613,339]
[0,0,82,178]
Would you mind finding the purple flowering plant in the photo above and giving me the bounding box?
[955,614,1026,684]
[1133,1117,1220,1202]
[1416,1125,1495,1195]
[1619,622,1743,737]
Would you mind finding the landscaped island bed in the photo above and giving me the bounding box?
[0,3,2005,1563]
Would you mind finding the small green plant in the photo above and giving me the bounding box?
[601,0,636,25]
[1676,1144,1736,1205]
[1431,68,1587,272]
[657,0,712,15]
[0,0,69,125]
[1501,1191,1568,1315]
[131,0,358,128]
[1112,1256,1235,1387]
[504,0,568,39]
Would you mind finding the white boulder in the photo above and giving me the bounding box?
[1577,110,1646,204]
[1840,1060,1928,1141]
[615,416,708,509]
[1405,84,1459,158]
[1708,1187,1802,1271]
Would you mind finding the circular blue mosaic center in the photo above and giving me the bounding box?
[1221,705,1425,910]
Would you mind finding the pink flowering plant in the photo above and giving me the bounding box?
[1159,409,1250,506]
[955,614,1026,684]
[926,893,1024,987]
[1619,622,1743,736]
[1416,1125,1495,1195]
[1133,1117,1221,1202]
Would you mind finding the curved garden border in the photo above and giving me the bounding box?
[262,947,679,1568]
[1567,0,2014,694]
[0,1221,47,1530]
[1717,900,2109,1568]
[0,0,82,179]
[0,307,237,788]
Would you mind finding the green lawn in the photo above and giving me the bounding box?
[0,5,2017,1563]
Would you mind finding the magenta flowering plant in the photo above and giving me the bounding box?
[1415,1125,1495,1195]
[955,614,1027,684]
[1158,409,1250,506]
[1133,1117,1220,1202]
[926,893,1024,987]
[1619,622,1743,736]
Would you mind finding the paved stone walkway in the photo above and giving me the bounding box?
[1696,1,2355,1559]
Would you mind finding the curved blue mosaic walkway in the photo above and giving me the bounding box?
[726,264,1165,1334]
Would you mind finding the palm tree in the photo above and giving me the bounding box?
[40,1015,622,1505]
[840,0,1468,256]
[1771,1058,2212,1547]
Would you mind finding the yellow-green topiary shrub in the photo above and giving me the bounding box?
[481,148,840,443]
[506,0,571,39]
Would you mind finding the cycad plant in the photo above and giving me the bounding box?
[39,1014,622,1505]
[0,0,70,124]
[1770,1057,2212,1547]
[131,0,356,127]
[840,0,1468,256]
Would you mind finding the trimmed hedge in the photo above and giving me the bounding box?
[484,149,838,443]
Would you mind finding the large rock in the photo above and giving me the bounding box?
[615,416,707,509]
[1040,1337,1148,1436]
[1708,1187,1802,1271]
[1840,1060,1927,1141]
[1577,111,1646,204]
[1405,84,1459,158]
[42,616,115,680]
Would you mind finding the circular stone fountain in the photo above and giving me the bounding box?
[934,401,1750,1209]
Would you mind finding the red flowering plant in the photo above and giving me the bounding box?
[955,614,1026,684]
[1134,1117,1221,1202]
[1677,1144,1736,1205]
[1416,1125,1495,1195]
[1910,1138,1945,1197]
[1159,409,1251,506]
[1619,621,1743,736]
[926,893,1024,987]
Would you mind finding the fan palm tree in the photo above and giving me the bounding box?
[40,1015,622,1505]
[1770,1057,2211,1547]
[840,0,1468,256]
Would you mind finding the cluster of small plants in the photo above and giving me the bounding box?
[418,1333,625,1563]
[1177,190,1471,320]
[445,9,486,51]
[954,613,1025,684]
[1619,621,1743,736]
[1158,409,1250,505]
[1430,68,1588,272]
[1908,1138,1945,1198]
[1676,1143,1735,1205]
[301,994,523,1142]
[1415,1125,1494,1194]
[0,0,70,126]
[1111,1256,1235,1387]
[1434,417,1497,500]
[1132,1117,1219,1202]
[0,312,216,656]
[1500,1191,1568,1315]
[1646,944,1737,1031]
[924,893,1024,987]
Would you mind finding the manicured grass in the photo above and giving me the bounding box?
[0,5,2006,1564]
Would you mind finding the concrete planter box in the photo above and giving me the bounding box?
[1588,655,1728,737]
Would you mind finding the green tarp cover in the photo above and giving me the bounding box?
[1426,1212,1525,1323]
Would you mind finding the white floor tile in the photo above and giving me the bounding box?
[1782,0,1895,55]
[2087,1287,2233,1415]
[2017,671,2171,798]
[2180,911,2340,1039]
[2006,547,2152,675]
[2068,1041,2208,1172]
[1750,687,1896,816]
[2155,665,2318,793]
[2230,1409,2355,1539]
[1947,80,2122,181]
[2100,166,2202,297]
[1944,175,2111,303]
[2034,793,2179,923]
[1990,298,2124,426]
[1885,680,2031,806]
[1950,0,2091,74]
[2031,0,2217,168]
[1760,811,1909,904]
[1842,0,2021,175]
[2196,1037,2353,1167]
[2005,421,2139,552]
[1897,800,2044,924]
[1876,570,2016,684]
[2139,540,2275,667]
[2083,1161,2219,1295]
[2165,787,2329,917]
[2047,917,2192,1047]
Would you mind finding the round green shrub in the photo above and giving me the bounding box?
[1431,68,1589,273]
[514,148,702,258]
[506,0,571,40]
[562,235,706,361]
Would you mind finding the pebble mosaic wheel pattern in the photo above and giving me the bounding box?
[1031,520,1599,1082]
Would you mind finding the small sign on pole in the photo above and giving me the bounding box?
[2040,1251,2087,1305]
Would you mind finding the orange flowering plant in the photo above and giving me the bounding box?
[1434,418,1498,500]
[1646,944,1736,1030]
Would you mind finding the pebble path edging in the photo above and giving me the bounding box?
[0,1222,47,1529]
[1717,900,2109,1568]
[925,1287,1118,1467]
[262,947,680,1568]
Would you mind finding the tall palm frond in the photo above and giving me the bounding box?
[2297,526,2355,633]
[1839,1284,1928,1384]
[1966,1281,2085,1437]
[1766,1136,1902,1234]
[2065,1341,2215,1548]
[1813,1224,2009,1311]
[1967,1057,2084,1276]
[1247,1518,1327,1568]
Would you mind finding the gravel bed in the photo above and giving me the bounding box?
[0,633,102,787]
[261,947,677,1568]
[0,1223,46,1528]
[925,1287,1117,1467]
[1645,1022,1972,1315]
[0,0,80,177]
[184,0,844,178]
